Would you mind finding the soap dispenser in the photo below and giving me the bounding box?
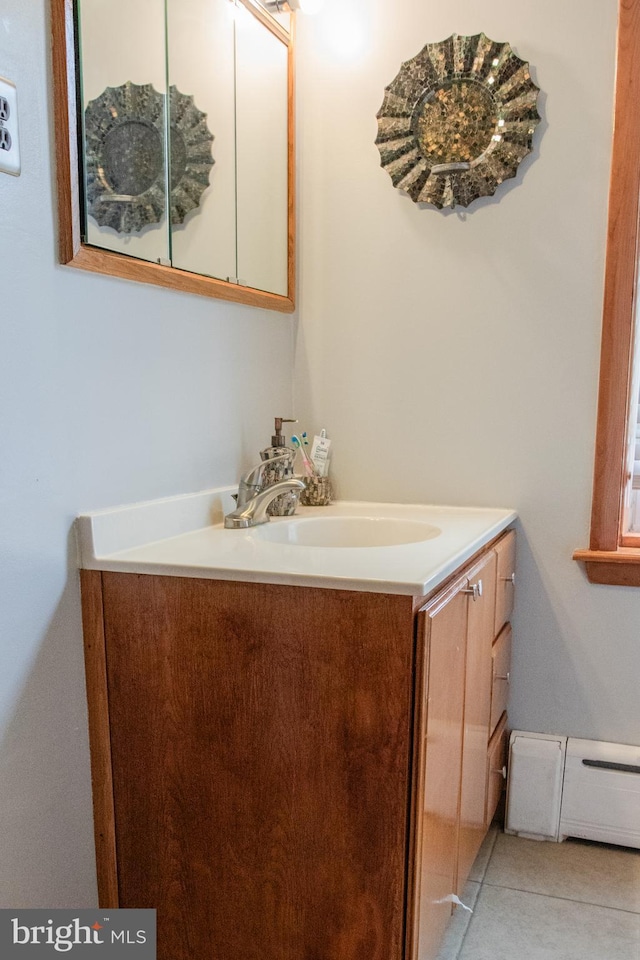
[260,417,299,516]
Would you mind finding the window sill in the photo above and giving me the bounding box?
[573,548,640,586]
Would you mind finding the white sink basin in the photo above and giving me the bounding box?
[255,516,441,548]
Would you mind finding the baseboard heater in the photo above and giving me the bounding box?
[505,732,640,848]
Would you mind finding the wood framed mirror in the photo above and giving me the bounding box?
[52,0,295,313]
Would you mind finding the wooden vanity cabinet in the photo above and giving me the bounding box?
[80,530,515,960]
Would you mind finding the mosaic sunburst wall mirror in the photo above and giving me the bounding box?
[375,33,541,209]
[84,81,215,234]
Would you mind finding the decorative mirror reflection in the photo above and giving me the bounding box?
[83,81,216,234]
[53,0,294,311]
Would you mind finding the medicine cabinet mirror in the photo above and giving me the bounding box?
[52,0,295,313]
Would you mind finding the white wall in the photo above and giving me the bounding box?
[294,0,640,745]
[0,0,294,906]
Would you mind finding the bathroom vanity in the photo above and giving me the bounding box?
[77,494,516,960]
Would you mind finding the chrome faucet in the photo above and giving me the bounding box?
[235,454,289,509]
[225,455,305,528]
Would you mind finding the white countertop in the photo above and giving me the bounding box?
[76,487,516,596]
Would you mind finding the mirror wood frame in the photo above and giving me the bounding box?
[51,0,296,313]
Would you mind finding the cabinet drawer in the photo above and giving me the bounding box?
[490,624,512,735]
[486,712,508,827]
[494,530,516,635]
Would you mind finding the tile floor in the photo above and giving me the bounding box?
[436,828,640,960]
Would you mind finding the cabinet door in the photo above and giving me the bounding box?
[99,574,415,960]
[495,530,516,635]
[491,624,512,735]
[457,549,497,894]
[486,712,508,827]
[412,577,468,960]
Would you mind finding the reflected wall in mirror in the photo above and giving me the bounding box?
[53,0,295,312]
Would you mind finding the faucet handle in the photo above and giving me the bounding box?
[242,452,292,488]
[224,477,305,528]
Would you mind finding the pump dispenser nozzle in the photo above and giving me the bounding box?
[271,417,297,446]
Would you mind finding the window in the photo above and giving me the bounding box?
[573,0,640,585]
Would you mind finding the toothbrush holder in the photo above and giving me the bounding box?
[300,475,333,507]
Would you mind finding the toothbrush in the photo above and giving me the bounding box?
[299,435,318,476]
[292,436,316,476]
[291,435,316,476]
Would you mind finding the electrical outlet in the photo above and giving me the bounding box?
[0,76,20,177]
